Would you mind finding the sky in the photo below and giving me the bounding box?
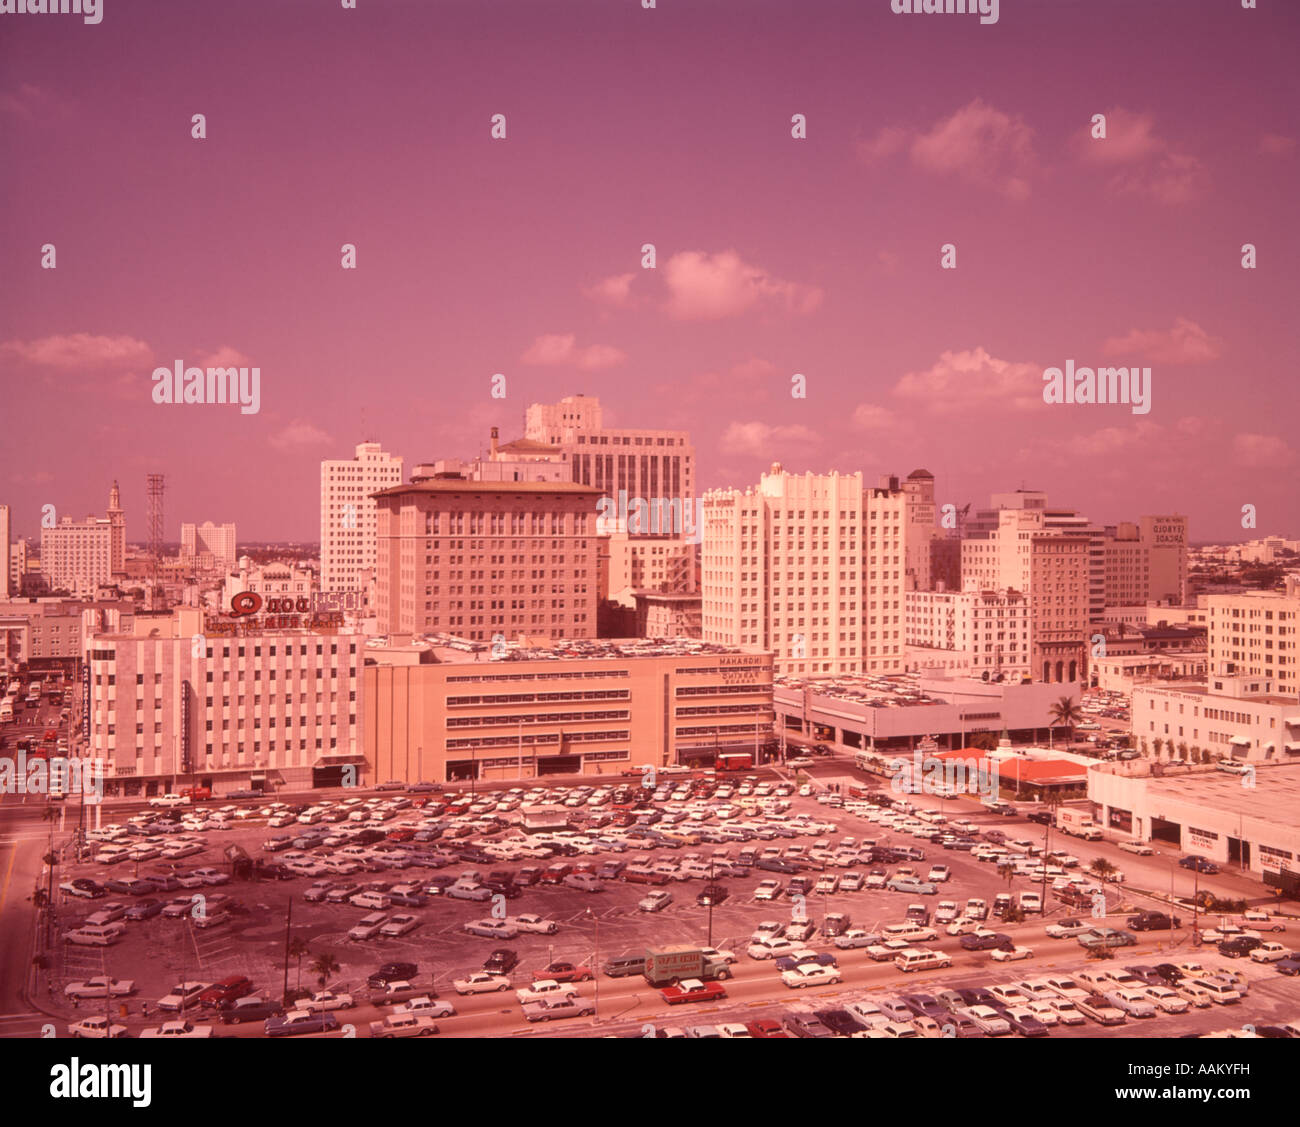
[2,0,1298,544]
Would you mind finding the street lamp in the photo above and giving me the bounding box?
[585,906,599,1023]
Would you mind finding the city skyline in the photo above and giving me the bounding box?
[2,0,1298,542]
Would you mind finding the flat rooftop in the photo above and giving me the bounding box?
[369,634,767,665]
[1143,763,1300,826]
[1139,680,1299,707]
[373,480,600,497]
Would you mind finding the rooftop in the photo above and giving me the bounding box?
[1143,763,1300,826]
[373,480,600,498]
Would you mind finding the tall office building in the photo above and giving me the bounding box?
[701,466,907,675]
[181,521,237,570]
[902,469,938,591]
[320,442,404,596]
[1140,515,1189,604]
[1207,578,1300,697]
[0,505,9,600]
[372,478,600,640]
[524,394,696,528]
[39,482,127,596]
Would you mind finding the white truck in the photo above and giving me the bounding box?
[1056,808,1102,840]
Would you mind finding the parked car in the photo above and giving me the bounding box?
[265,1010,341,1037]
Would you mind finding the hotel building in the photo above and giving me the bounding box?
[320,441,404,596]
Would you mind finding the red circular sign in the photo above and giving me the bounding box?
[230,591,263,616]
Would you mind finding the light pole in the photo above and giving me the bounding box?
[585,906,599,1023]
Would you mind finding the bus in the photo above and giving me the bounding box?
[25,681,42,706]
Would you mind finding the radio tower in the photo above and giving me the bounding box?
[146,473,165,601]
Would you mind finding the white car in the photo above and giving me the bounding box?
[348,913,389,941]
[463,919,519,939]
[781,963,842,989]
[754,879,783,901]
[394,996,455,1018]
[959,1005,1011,1036]
[149,794,190,808]
[1042,998,1087,1025]
[380,914,420,938]
[700,947,738,965]
[140,1021,213,1038]
[1141,985,1191,1014]
[300,990,355,1012]
[1250,942,1293,963]
[508,914,559,935]
[1117,840,1153,855]
[516,979,580,1005]
[990,945,1034,963]
[65,976,136,999]
[638,891,673,913]
[452,972,512,995]
[1105,988,1158,1018]
[68,1016,129,1038]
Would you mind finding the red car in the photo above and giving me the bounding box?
[387,828,416,842]
[659,979,727,1006]
[540,864,573,884]
[543,961,593,984]
[746,1019,790,1038]
[44,728,59,741]
[198,975,254,1007]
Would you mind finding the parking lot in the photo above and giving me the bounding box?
[39,765,1300,1039]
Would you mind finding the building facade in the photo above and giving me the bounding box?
[320,441,404,596]
[905,588,1032,679]
[181,521,237,571]
[39,482,127,596]
[1207,579,1300,698]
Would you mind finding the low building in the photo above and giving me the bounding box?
[1089,651,1209,693]
[363,639,773,784]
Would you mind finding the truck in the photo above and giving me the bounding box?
[0,697,13,724]
[368,1012,439,1038]
[1056,807,1103,840]
[642,944,733,988]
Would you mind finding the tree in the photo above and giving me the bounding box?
[309,952,340,990]
[1089,857,1118,883]
[1152,738,1165,760]
[289,937,311,992]
[997,863,1016,891]
[1085,945,1116,961]
[1048,696,1083,743]
[969,732,999,752]
[1177,742,1189,763]
[1139,737,1150,757]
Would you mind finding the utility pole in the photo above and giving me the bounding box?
[282,897,293,1005]
[586,907,600,1024]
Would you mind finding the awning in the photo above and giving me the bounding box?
[1284,717,1300,727]
[312,754,366,767]
[1285,742,1300,754]
[1229,736,1251,746]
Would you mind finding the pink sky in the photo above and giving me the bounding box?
[2,0,1297,543]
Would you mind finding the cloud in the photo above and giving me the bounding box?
[521,333,626,370]
[719,421,818,456]
[1,332,153,370]
[855,126,908,163]
[892,347,1042,413]
[1077,108,1207,203]
[1260,133,1296,157]
[582,272,638,308]
[851,403,895,431]
[198,345,254,369]
[269,420,332,450]
[908,99,1035,199]
[1103,318,1221,364]
[1232,433,1294,469]
[662,250,822,320]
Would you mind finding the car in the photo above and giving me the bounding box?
[1045,918,1093,939]
[991,945,1034,963]
[156,981,210,1011]
[483,948,519,975]
[509,914,560,935]
[696,884,729,907]
[785,919,817,942]
[638,891,673,912]
[1219,936,1264,959]
[543,961,593,983]
[754,879,783,901]
[1249,941,1293,964]
[300,990,356,1013]
[452,971,513,995]
[1179,856,1219,874]
[60,878,107,900]
[660,978,728,1005]
[1128,911,1181,932]
[960,931,1012,951]
[393,996,456,1019]
[367,962,418,988]
[1076,994,1127,1026]
[462,918,519,940]
[521,995,596,1023]
[1140,985,1191,1014]
[1117,840,1154,855]
[781,963,842,989]
[1077,927,1137,950]
[140,1020,213,1038]
[887,876,938,895]
[1104,988,1158,1018]
[348,912,390,941]
[958,1005,1012,1036]
[65,976,136,1000]
[218,996,285,1024]
[379,914,420,938]
[1274,959,1300,977]
[197,976,254,1007]
[68,1016,129,1038]
[265,1010,341,1037]
[926,865,951,883]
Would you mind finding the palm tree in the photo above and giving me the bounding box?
[1047,697,1083,744]
[1089,857,1117,883]
[997,862,1016,891]
[289,937,311,992]
[309,952,340,991]
[1139,737,1149,757]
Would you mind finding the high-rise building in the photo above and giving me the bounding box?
[524,394,696,528]
[902,469,937,591]
[372,479,600,640]
[9,538,29,596]
[701,466,906,675]
[0,505,9,600]
[320,442,404,596]
[905,588,1031,679]
[181,521,237,570]
[1140,514,1188,604]
[39,482,127,596]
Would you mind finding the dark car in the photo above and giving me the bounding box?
[218,997,284,1024]
[483,949,519,974]
[956,987,999,1008]
[148,874,182,893]
[696,885,729,907]
[755,857,800,875]
[821,912,852,937]
[199,975,255,1008]
[960,932,1013,951]
[814,1008,865,1036]
[1026,810,1054,825]
[784,1011,836,1039]
[1219,936,1264,959]
[1179,856,1219,874]
[1128,912,1181,932]
[367,963,418,988]
[603,954,647,978]
[1124,965,1166,987]
[390,891,430,908]
[125,898,164,920]
[1276,959,1300,977]
[787,876,815,897]
[994,1006,1050,1037]
[1152,964,1185,985]
[67,878,107,898]
[254,862,295,882]
[900,993,947,1021]
[482,879,522,899]
[597,861,627,880]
